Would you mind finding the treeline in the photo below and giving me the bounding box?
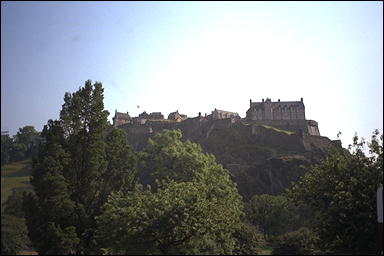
[1,126,41,165]
[1,80,382,255]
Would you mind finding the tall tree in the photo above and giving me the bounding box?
[23,119,77,254]
[23,80,111,254]
[289,130,383,254]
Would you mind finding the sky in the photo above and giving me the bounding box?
[1,1,383,150]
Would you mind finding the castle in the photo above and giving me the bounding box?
[112,98,320,137]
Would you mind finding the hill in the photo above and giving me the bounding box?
[118,120,341,200]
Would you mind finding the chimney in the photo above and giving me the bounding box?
[250,99,252,107]
[115,109,117,114]
[262,98,264,102]
[301,97,303,102]
[278,99,280,102]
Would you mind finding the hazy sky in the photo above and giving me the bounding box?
[1,1,383,149]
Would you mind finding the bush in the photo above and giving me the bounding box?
[233,222,266,255]
[3,190,25,218]
[272,228,319,255]
[1,214,30,255]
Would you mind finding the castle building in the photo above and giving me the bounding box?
[211,108,240,120]
[111,97,320,136]
[148,112,164,120]
[112,110,131,127]
[246,98,305,121]
[168,110,187,122]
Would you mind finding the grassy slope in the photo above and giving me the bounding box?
[1,159,34,210]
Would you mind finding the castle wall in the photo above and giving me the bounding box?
[247,100,305,121]
[113,118,131,127]
[263,101,272,120]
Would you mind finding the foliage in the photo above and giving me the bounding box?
[14,126,41,159]
[3,190,25,218]
[1,134,13,165]
[246,194,294,239]
[99,127,138,204]
[272,227,319,255]
[289,130,383,254]
[1,126,40,165]
[1,214,30,255]
[232,222,266,255]
[141,129,230,184]
[96,129,244,255]
[23,80,115,254]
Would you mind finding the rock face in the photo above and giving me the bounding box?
[115,119,341,200]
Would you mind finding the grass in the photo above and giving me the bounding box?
[260,247,273,255]
[1,159,37,254]
[1,159,33,209]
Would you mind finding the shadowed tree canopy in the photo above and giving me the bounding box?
[289,130,383,254]
[96,129,244,255]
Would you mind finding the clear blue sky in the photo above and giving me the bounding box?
[1,1,383,149]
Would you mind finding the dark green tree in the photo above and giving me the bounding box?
[96,129,244,254]
[9,142,27,162]
[23,80,111,254]
[23,119,77,254]
[99,127,138,205]
[246,194,293,239]
[289,130,383,254]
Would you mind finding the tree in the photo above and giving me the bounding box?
[1,214,30,255]
[1,126,41,165]
[232,222,266,255]
[98,127,138,205]
[1,134,12,165]
[14,126,40,158]
[246,194,293,239]
[96,129,244,254]
[289,130,383,254]
[23,80,111,254]
[272,227,319,255]
[23,120,77,255]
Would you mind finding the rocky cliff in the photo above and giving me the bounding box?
[116,119,341,200]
